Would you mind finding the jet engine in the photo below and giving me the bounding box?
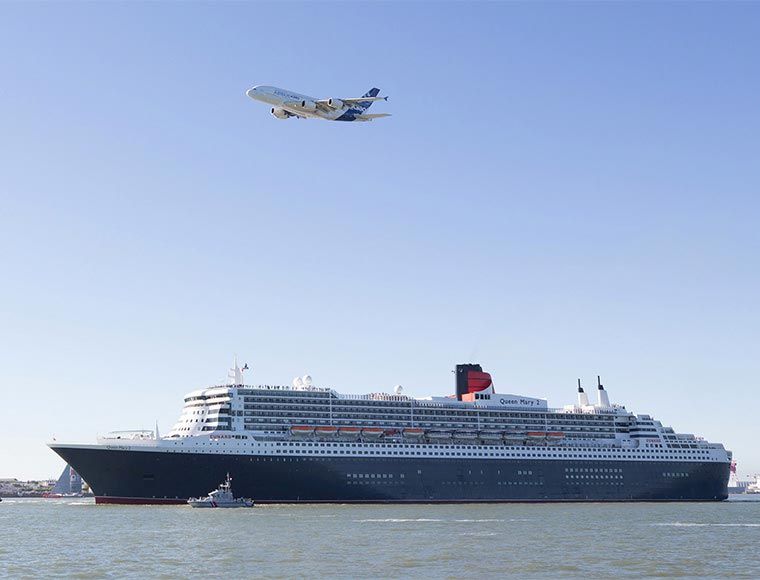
[271,107,290,119]
[299,100,317,111]
[327,98,344,109]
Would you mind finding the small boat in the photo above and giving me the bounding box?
[453,431,478,441]
[338,427,361,439]
[361,427,384,438]
[546,431,565,441]
[403,428,425,439]
[188,474,253,508]
[290,425,314,437]
[478,430,503,441]
[314,426,338,437]
[427,431,452,440]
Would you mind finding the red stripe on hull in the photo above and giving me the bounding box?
[95,497,726,506]
[95,496,187,505]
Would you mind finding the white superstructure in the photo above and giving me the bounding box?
[83,360,726,466]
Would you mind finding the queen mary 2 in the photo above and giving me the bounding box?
[49,361,731,504]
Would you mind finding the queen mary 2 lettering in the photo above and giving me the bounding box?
[48,361,731,504]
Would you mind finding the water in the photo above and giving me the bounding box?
[2,497,759,578]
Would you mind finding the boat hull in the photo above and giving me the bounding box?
[50,445,730,505]
[188,500,254,508]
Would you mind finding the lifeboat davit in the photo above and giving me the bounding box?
[338,427,361,439]
[290,425,314,437]
[314,426,338,437]
[403,428,424,438]
[361,427,384,439]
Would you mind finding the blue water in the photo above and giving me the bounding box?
[2,496,759,578]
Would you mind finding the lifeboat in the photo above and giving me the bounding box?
[361,427,384,439]
[403,428,425,439]
[383,428,402,441]
[478,430,503,441]
[314,426,338,437]
[453,431,478,441]
[290,425,314,437]
[525,431,547,445]
[546,431,565,445]
[504,431,526,441]
[427,431,452,440]
[338,427,361,439]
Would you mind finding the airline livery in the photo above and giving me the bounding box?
[246,85,390,122]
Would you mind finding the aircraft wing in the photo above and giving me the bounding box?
[283,100,335,114]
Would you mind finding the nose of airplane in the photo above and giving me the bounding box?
[246,87,257,99]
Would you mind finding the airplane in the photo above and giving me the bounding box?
[246,85,390,122]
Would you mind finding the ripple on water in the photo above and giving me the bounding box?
[3,500,760,578]
[354,518,444,522]
[652,522,760,527]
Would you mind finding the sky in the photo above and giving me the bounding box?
[1,1,759,480]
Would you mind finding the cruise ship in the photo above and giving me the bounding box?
[49,361,731,504]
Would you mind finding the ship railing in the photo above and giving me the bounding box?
[218,383,334,393]
[96,430,158,445]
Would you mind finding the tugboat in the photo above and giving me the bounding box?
[187,474,254,508]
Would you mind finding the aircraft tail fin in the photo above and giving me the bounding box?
[356,87,381,112]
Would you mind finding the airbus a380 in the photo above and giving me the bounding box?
[246,85,390,122]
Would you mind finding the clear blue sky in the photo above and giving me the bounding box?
[1,2,758,480]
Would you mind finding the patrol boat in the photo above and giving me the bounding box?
[188,473,253,508]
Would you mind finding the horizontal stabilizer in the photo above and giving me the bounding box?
[354,113,392,121]
[343,96,388,103]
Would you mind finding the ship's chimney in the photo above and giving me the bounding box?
[597,375,610,407]
[577,379,589,407]
[455,363,493,400]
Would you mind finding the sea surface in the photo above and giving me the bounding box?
[1,496,759,578]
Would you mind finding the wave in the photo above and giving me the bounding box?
[355,518,444,523]
[355,518,509,523]
[652,522,760,527]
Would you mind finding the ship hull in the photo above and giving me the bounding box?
[51,445,730,504]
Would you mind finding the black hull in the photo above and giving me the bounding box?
[51,446,730,504]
